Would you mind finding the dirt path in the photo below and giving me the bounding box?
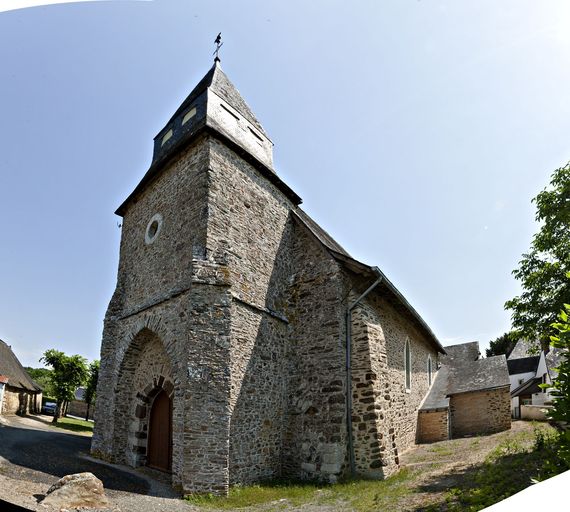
[0,415,545,512]
[396,421,539,511]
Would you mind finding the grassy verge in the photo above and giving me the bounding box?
[432,424,562,511]
[185,423,566,511]
[186,468,417,511]
[52,416,94,435]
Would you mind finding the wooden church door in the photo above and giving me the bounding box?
[147,390,172,472]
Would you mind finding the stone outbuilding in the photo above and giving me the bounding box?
[0,338,42,415]
[417,341,511,442]
[92,60,509,495]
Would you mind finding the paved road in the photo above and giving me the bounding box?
[0,415,149,494]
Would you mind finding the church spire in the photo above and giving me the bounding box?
[151,59,274,171]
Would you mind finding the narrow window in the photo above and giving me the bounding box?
[161,129,173,146]
[427,355,432,386]
[405,339,411,391]
[182,107,197,125]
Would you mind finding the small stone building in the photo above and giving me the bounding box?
[0,338,42,415]
[93,60,459,494]
[417,341,511,442]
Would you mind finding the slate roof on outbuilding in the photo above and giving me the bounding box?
[419,365,450,410]
[448,355,510,395]
[0,339,41,392]
[507,356,540,376]
[419,343,510,411]
[440,341,480,363]
[511,377,543,397]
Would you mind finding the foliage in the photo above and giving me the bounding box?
[40,349,89,423]
[83,360,100,421]
[505,163,570,344]
[24,367,55,397]
[540,299,570,473]
[485,332,516,357]
[431,425,560,511]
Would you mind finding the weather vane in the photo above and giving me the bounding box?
[213,33,223,63]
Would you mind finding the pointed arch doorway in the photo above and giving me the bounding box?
[147,389,173,472]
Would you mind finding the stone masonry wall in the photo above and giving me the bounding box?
[111,137,210,316]
[351,292,438,477]
[417,410,449,443]
[450,387,511,438]
[282,223,347,483]
[2,387,40,415]
[228,303,288,483]
[93,135,235,495]
[206,138,294,484]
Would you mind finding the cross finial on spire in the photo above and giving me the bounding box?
[213,33,223,63]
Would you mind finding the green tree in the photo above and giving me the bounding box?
[24,367,55,397]
[541,299,570,472]
[83,360,99,421]
[505,163,570,345]
[485,332,516,357]
[40,349,88,423]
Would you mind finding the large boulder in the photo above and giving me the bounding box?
[40,472,112,510]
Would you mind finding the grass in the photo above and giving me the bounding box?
[185,423,565,512]
[186,469,416,511]
[52,416,94,435]
[431,424,560,511]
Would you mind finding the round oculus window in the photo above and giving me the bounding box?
[145,213,163,245]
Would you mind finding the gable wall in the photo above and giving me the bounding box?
[281,223,348,482]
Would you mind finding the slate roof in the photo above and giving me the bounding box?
[293,209,351,257]
[546,347,564,379]
[0,339,41,392]
[419,345,510,411]
[511,377,543,397]
[448,355,510,395]
[164,62,268,138]
[116,62,302,216]
[419,366,450,410]
[292,209,445,355]
[507,340,542,359]
[440,341,480,364]
[507,356,540,376]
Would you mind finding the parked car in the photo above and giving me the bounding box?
[42,402,57,415]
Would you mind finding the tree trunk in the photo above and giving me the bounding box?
[52,402,61,423]
[85,402,90,422]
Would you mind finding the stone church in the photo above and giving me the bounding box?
[92,59,449,495]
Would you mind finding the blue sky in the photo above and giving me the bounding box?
[1,0,569,367]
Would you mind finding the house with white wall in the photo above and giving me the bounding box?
[507,341,552,419]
